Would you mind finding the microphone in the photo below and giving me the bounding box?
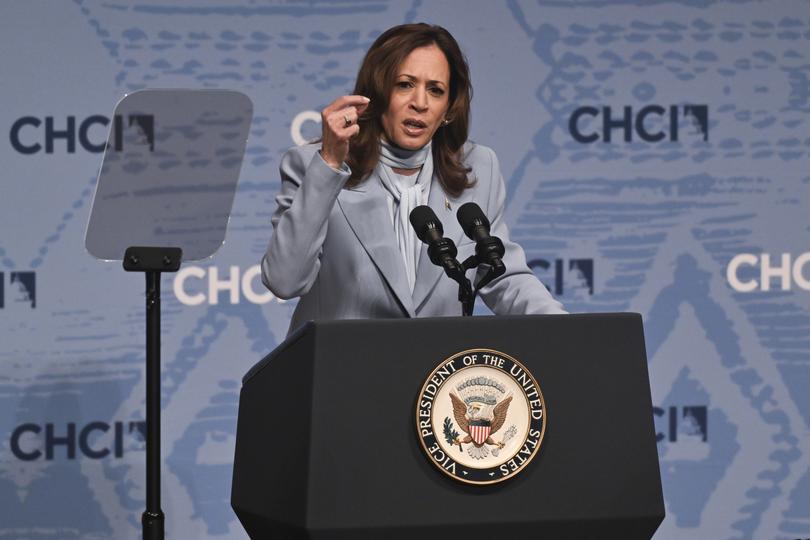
[457,202,505,277]
[409,205,460,274]
[410,205,474,316]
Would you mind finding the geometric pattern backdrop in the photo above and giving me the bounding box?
[1,1,808,538]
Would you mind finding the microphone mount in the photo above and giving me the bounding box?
[457,203,506,294]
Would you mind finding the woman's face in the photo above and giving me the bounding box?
[381,44,451,150]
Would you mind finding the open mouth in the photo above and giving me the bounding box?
[403,119,428,129]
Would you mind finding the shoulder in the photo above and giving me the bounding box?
[460,141,498,172]
[459,142,500,196]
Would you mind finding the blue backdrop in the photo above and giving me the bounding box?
[1,1,809,538]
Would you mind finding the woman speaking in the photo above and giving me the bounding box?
[262,23,565,334]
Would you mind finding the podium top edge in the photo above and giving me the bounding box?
[311,312,640,325]
[241,313,642,385]
[242,320,313,384]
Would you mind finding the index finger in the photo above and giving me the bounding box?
[324,95,370,115]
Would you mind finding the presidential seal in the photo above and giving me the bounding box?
[415,349,546,485]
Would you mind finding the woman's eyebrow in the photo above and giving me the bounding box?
[398,73,447,87]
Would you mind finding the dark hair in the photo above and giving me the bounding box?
[347,23,474,196]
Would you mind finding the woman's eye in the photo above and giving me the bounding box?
[429,87,445,96]
[397,81,413,89]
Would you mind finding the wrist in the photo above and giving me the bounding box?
[318,150,345,172]
[318,150,340,169]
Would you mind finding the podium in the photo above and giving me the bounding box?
[231,314,665,539]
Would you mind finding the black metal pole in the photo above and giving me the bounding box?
[143,270,165,540]
[122,247,180,539]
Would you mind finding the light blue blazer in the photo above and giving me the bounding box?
[262,142,566,335]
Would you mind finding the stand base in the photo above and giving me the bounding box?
[142,510,165,540]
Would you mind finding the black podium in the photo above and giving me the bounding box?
[232,314,664,539]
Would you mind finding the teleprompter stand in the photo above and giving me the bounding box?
[123,246,181,540]
[84,89,253,540]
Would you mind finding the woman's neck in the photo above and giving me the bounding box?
[392,166,420,176]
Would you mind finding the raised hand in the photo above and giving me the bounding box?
[319,95,370,170]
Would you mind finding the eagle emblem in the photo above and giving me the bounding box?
[447,377,513,459]
[417,349,546,484]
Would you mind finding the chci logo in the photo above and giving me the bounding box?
[0,271,36,308]
[416,349,545,485]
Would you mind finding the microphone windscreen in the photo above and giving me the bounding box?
[457,202,490,238]
[409,205,443,242]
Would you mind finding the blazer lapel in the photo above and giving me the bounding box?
[337,179,415,317]
[412,179,467,311]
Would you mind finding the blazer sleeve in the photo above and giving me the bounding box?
[475,147,567,315]
[261,146,351,299]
